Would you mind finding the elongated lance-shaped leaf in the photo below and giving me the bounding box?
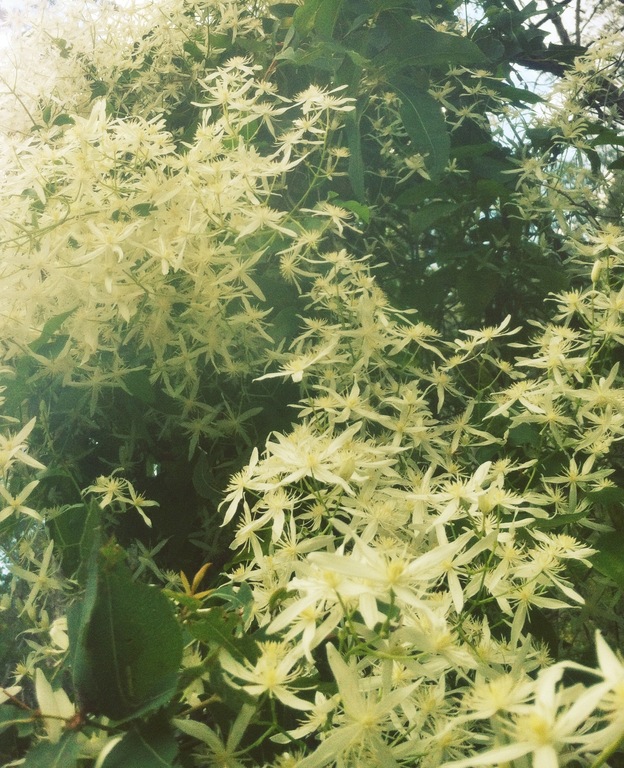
[68,541,183,721]
[390,76,450,179]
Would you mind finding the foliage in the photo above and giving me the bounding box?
[0,0,624,766]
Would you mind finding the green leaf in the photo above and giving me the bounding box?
[492,84,544,105]
[408,201,459,235]
[0,705,34,736]
[592,533,624,591]
[374,0,431,13]
[608,156,624,171]
[457,263,501,318]
[586,486,624,506]
[28,308,77,353]
[52,114,76,126]
[124,370,179,414]
[208,581,255,624]
[100,721,178,768]
[345,110,365,201]
[267,306,300,347]
[192,452,215,500]
[183,40,205,62]
[589,129,624,148]
[391,77,450,179]
[47,503,99,580]
[507,422,540,448]
[528,509,589,530]
[338,199,370,225]
[293,0,343,38]
[189,608,258,662]
[23,732,80,768]
[270,3,299,19]
[69,543,183,720]
[124,370,156,405]
[131,203,157,217]
[376,21,486,69]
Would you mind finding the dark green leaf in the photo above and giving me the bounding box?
[47,503,99,580]
[123,371,179,414]
[507,422,540,448]
[293,0,343,38]
[528,509,589,529]
[592,533,624,590]
[267,306,300,347]
[391,77,450,179]
[124,370,156,405]
[101,721,178,768]
[589,129,624,148]
[183,40,205,62]
[408,201,459,235]
[374,0,431,13]
[208,581,255,624]
[0,705,34,736]
[345,111,365,201]
[69,543,183,720]
[52,114,75,126]
[90,81,107,99]
[192,452,215,500]
[492,84,544,105]
[28,308,77,353]
[269,3,299,19]
[608,156,624,171]
[377,22,486,69]
[23,732,80,768]
[189,608,257,661]
[338,199,370,225]
[586,487,624,505]
[131,203,157,217]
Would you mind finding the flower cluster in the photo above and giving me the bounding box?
[216,239,624,764]
[1,2,624,768]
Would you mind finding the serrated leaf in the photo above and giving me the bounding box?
[69,544,183,720]
[22,731,80,768]
[391,77,450,179]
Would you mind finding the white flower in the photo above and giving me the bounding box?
[220,641,314,711]
[297,645,418,768]
[34,668,74,744]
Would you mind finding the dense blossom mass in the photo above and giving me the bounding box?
[0,1,623,767]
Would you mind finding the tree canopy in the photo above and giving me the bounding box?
[1,1,624,766]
